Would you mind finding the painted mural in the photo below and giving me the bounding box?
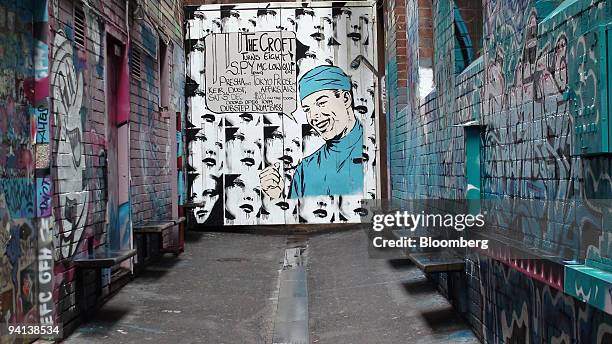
[185,2,379,226]
[0,0,183,336]
[0,0,52,341]
[48,0,136,327]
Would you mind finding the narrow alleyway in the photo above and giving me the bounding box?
[64,229,477,344]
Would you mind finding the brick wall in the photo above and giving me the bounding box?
[129,0,184,226]
[49,0,128,330]
[387,0,612,342]
[47,0,185,333]
[0,0,51,337]
[386,0,409,201]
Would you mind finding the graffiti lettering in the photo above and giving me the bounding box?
[205,31,298,114]
[35,105,50,144]
[0,178,35,219]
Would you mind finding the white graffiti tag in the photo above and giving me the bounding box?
[51,30,89,259]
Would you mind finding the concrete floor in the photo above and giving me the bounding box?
[64,229,478,344]
[308,230,478,344]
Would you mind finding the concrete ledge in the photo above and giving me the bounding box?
[564,265,612,315]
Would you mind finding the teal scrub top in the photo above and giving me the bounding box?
[289,120,364,198]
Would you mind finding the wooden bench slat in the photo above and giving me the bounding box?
[73,249,137,268]
[133,217,185,234]
[134,221,174,233]
[408,252,465,273]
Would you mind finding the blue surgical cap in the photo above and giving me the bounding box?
[299,65,352,101]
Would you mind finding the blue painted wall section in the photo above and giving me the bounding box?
[389,0,612,342]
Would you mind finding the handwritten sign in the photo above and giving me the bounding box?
[205,31,297,114]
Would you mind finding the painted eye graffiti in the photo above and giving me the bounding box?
[232,179,245,189]
[202,114,215,123]
[203,189,218,197]
[239,113,253,123]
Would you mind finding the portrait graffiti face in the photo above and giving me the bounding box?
[187,6,379,226]
[339,195,372,223]
[261,197,298,224]
[281,119,302,171]
[282,137,301,173]
[191,129,223,175]
[225,174,262,225]
[299,195,336,224]
[363,134,376,172]
[225,126,262,173]
[264,126,284,166]
[191,174,222,225]
[351,80,372,120]
[301,89,355,141]
[354,96,369,118]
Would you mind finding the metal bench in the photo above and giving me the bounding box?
[73,247,136,316]
[391,229,465,273]
[73,248,137,269]
[133,217,186,261]
[406,251,465,273]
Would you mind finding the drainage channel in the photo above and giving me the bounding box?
[272,235,309,344]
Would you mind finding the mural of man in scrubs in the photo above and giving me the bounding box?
[260,65,364,199]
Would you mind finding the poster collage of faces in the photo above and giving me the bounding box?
[185,2,378,226]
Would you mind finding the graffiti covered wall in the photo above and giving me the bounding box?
[130,0,185,227]
[49,0,132,329]
[0,0,53,341]
[129,0,185,256]
[185,1,379,226]
[387,0,612,342]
